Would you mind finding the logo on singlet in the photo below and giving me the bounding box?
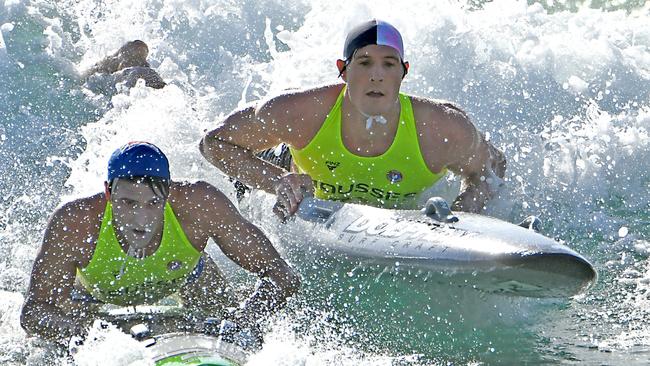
[326,161,340,171]
[387,170,403,183]
[167,260,182,271]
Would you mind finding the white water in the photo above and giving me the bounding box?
[1,0,649,364]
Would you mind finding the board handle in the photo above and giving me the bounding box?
[423,197,459,223]
[296,197,344,224]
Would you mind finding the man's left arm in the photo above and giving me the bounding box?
[447,115,506,213]
[195,182,300,324]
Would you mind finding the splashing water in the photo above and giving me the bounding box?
[1,0,649,364]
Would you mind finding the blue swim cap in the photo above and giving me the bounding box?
[343,19,405,61]
[107,142,170,182]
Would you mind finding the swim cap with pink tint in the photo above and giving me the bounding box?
[343,19,404,61]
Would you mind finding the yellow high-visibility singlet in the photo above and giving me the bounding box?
[290,87,447,209]
[76,202,201,306]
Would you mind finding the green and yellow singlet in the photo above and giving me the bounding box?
[76,202,201,306]
[290,87,447,209]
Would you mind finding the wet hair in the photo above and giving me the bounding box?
[108,176,170,200]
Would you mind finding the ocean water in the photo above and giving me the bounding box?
[1,0,649,364]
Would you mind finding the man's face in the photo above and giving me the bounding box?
[110,179,165,249]
[342,44,404,116]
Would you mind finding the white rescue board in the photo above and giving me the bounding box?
[292,197,597,298]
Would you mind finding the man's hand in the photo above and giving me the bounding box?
[218,317,263,351]
[272,173,314,220]
[450,145,505,213]
[488,144,506,179]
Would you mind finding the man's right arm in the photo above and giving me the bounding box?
[200,94,315,217]
[199,104,288,193]
[21,203,93,343]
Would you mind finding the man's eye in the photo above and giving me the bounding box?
[122,199,137,207]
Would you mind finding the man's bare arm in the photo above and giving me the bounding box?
[194,182,300,321]
[444,114,506,213]
[200,93,318,217]
[200,104,288,194]
[81,40,150,79]
[21,204,93,342]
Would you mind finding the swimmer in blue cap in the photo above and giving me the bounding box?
[201,19,506,218]
[21,142,300,346]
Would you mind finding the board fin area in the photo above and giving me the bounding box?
[518,216,542,233]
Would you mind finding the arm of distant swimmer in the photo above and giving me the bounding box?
[80,40,151,80]
[198,182,301,322]
[80,55,121,80]
[20,203,93,342]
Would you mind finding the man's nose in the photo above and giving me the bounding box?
[369,71,384,82]
[132,207,154,227]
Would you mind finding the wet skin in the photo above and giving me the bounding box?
[107,179,165,256]
[21,179,300,343]
[200,44,506,217]
[340,45,404,118]
[82,40,166,89]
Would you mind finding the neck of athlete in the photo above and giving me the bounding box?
[341,95,401,155]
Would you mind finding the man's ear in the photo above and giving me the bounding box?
[104,181,111,201]
[402,61,410,78]
[336,59,347,81]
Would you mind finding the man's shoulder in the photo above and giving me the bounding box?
[408,95,470,121]
[168,181,239,236]
[263,84,343,113]
[258,84,343,145]
[51,193,105,223]
[408,95,480,161]
[170,180,232,208]
[303,83,345,99]
[44,193,104,255]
